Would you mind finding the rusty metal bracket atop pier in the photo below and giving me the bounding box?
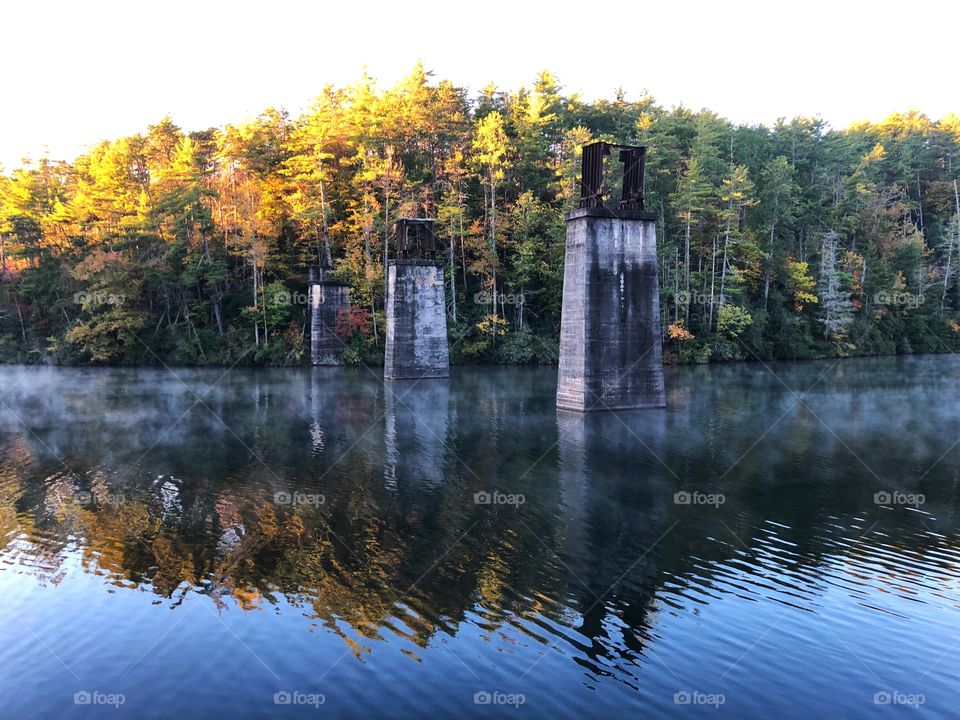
[395,218,438,260]
[578,141,648,213]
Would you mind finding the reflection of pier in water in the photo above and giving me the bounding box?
[308,366,382,461]
[555,408,672,665]
[384,381,450,492]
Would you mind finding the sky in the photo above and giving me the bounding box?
[1,0,957,169]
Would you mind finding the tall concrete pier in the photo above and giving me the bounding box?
[309,266,351,366]
[556,142,666,411]
[384,219,449,380]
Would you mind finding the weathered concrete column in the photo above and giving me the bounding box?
[556,207,665,410]
[309,267,351,366]
[384,260,449,379]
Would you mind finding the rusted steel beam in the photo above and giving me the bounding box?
[579,142,611,209]
[578,141,647,213]
[618,146,646,211]
[395,218,438,259]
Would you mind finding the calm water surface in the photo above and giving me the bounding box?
[1,356,959,718]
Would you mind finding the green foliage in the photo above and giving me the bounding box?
[496,326,557,365]
[784,259,818,310]
[679,342,713,364]
[717,305,753,339]
[1,71,958,367]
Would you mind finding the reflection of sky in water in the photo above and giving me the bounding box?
[0,357,959,718]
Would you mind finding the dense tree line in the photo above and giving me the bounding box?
[1,64,959,366]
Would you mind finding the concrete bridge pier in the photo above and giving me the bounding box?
[556,142,665,411]
[309,266,351,366]
[384,260,449,380]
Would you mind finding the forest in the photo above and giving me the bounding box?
[1,64,959,367]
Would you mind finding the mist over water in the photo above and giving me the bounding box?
[1,357,959,718]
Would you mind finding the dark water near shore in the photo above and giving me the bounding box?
[1,356,959,718]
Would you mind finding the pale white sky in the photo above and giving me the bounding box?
[1,0,956,169]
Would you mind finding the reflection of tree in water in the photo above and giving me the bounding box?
[0,370,571,660]
[1,364,959,687]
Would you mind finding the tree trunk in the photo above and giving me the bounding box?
[764,197,779,309]
[15,292,26,344]
[261,267,269,343]
[252,251,260,346]
[383,180,390,299]
[709,234,717,329]
[213,295,224,336]
[449,230,457,321]
[363,199,378,347]
[917,173,924,229]
[683,213,691,324]
[719,218,732,321]
[943,180,960,314]
[460,210,468,294]
[318,168,333,267]
[490,172,498,321]
[673,247,680,321]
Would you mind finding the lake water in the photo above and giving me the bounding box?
[0,356,958,718]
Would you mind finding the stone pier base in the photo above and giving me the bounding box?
[556,208,665,411]
[310,272,351,366]
[384,261,449,380]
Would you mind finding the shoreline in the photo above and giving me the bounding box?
[0,347,954,372]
